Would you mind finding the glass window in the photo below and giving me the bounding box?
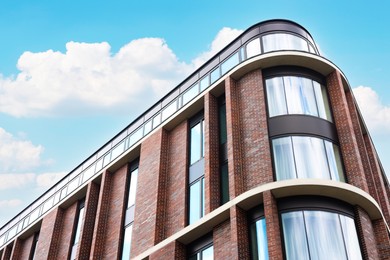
[246,38,261,58]
[281,210,362,260]
[189,178,205,225]
[127,168,138,208]
[265,76,332,121]
[144,120,152,135]
[250,218,269,260]
[272,136,344,181]
[200,76,209,92]
[190,120,205,165]
[162,100,178,121]
[121,224,133,260]
[183,83,199,105]
[129,127,143,147]
[73,204,85,245]
[210,67,220,84]
[189,244,214,260]
[221,52,239,75]
[262,33,309,53]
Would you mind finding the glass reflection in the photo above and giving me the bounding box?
[263,33,309,53]
[247,38,261,58]
[121,224,133,260]
[189,179,202,225]
[251,218,269,260]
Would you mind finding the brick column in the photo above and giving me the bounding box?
[55,202,78,259]
[373,219,390,259]
[327,71,368,192]
[164,120,188,239]
[9,238,21,260]
[10,235,34,260]
[354,206,379,259]
[263,190,283,260]
[214,220,233,259]
[150,241,186,259]
[229,205,250,260]
[225,76,245,198]
[90,164,129,260]
[1,243,12,260]
[237,69,273,190]
[34,207,63,260]
[76,181,100,260]
[132,128,169,256]
[204,92,221,213]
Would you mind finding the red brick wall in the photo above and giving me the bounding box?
[373,219,390,259]
[9,238,21,260]
[76,181,100,259]
[55,202,77,259]
[1,243,12,260]
[264,190,283,260]
[164,120,188,239]
[354,206,379,260]
[11,235,34,260]
[132,128,168,256]
[150,241,186,260]
[327,71,368,192]
[229,205,250,260]
[205,92,221,213]
[214,220,232,259]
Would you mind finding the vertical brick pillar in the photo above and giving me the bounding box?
[55,202,78,259]
[34,207,63,260]
[11,235,34,260]
[354,206,379,260]
[327,71,368,192]
[364,134,390,224]
[204,92,221,213]
[164,121,188,239]
[132,128,169,256]
[1,243,12,260]
[237,69,273,190]
[263,190,283,260]
[225,76,245,198]
[214,220,232,259]
[9,238,21,260]
[76,181,100,259]
[373,219,390,259]
[230,205,250,260]
[150,241,186,259]
[90,164,129,260]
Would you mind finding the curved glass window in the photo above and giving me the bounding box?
[250,217,269,260]
[281,210,362,260]
[266,76,332,121]
[246,38,261,59]
[262,33,315,54]
[272,136,344,182]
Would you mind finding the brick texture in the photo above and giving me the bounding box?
[230,205,250,260]
[204,92,221,212]
[327,71,368,192]
[214,220,232,259]
[264,190,283,260]
[373,219,390,259]
[10,235,34,260]
[76,181,100,260]
[9,238,21,260]
[55,202,78,259]
[354,206,379,260]
[1,243,12,260]
[150,241,186,260]
[163,120,188,239]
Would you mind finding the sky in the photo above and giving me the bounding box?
[0,0,389,226]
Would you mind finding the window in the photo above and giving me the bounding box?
[29,232,39,260]
[189,245,213,260]
[189,114,205,225]
[250,218,269,260]
[265,76,332,121]
[272,136,344,182]
[262,33,313,53]
[188,234,213,260]
[121,161,139,260]
[70,200,85,260]
[218,96,229,204]
[281,210,362,260]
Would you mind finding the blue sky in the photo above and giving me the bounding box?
[0,0,389,226]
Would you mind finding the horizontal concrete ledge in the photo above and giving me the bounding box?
[134,179,383,260]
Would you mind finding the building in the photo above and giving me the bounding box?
[1,19,390,260]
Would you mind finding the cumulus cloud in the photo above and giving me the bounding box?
[36,171,67,188]
[0,27,242,117]
[0,128,44,172]
[0,173,35,190]
[353,86,390,133]
[0,199,23,208]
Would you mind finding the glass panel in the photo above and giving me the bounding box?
[202,245,214,260]
[200,76,209,92]
[161,100,177,121]
[103,152,111,167]
[309,44,316,54]
[111,140,125,160]
[82,165,95,183]
[121,224,133,260]
[60,187,67,200]
[263,33,309,53]
[251,218,269,260]
[221,53,239,75]
[68,177,80,193]
[127,168,138,208]
[144,120,152,135]
[129,127,143,146]
[283,77,318,116]
[95,158,103,172]
[183,83,199,105]
[42,196,54,213]
[304,211,347,260]
[273,137,297,180]
[219,100,227,144]
[282,211,310,260]
[189,180,201,225]
[30,208,40,223]
[313,81,332,122]
[220,163,229,204]
[152,113,161,129]
[0,235,4,246]
[190,122,202,165]
[8,225,17,239]
[324,141,345,182]
[246,38,261,58]
[266,77,288,117]
[292,137,330,179]
[210,67,220,84]
[339,215,363,260]
[73,206,85,245]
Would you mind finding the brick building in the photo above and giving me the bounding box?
[1,19,390,259]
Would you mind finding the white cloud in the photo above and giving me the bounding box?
[352,86,390,133]
[36,172,67,188]
[0,199,23,209]
[0,173,35,190]
[0,27,243,117]
[0,128,44,172]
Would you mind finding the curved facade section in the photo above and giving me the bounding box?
[1,19,390,260]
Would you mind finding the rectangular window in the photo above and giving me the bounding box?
[218,96,229,205]
[29,232,39,260]
[188,234,214,260]
[189,113,205,225]
[70,200,85,260]
[121,224,133,260]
